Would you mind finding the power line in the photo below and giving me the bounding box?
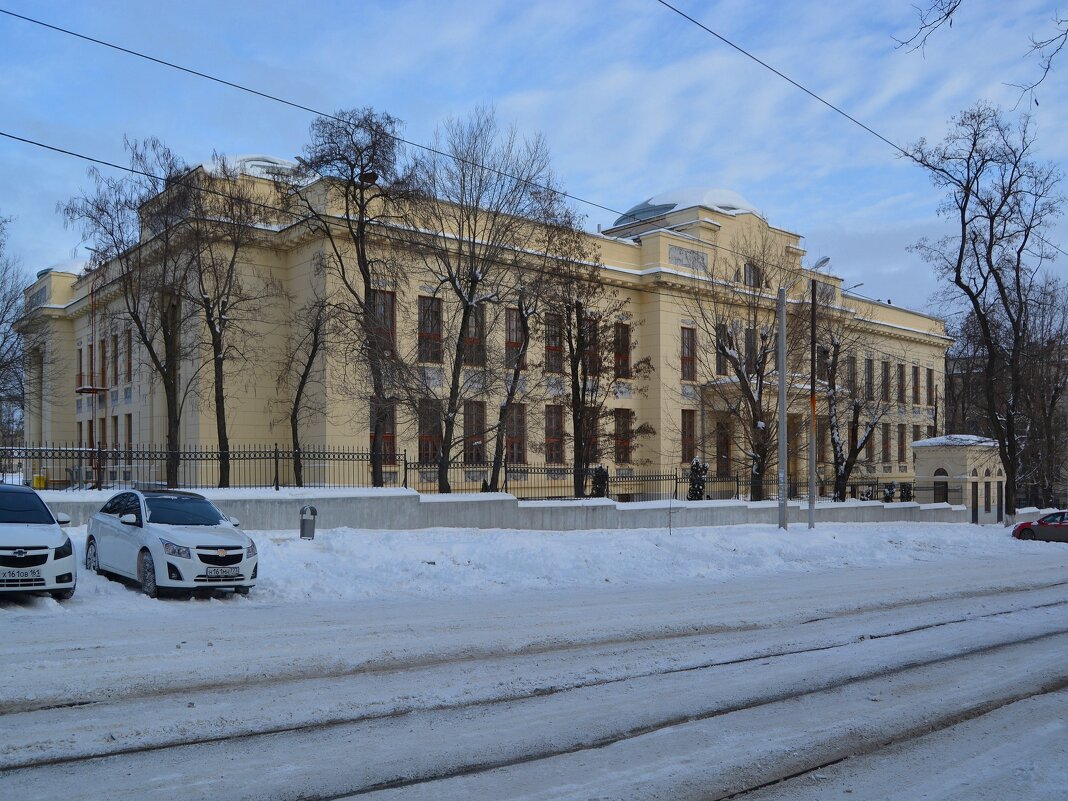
[654,0,909,157]
[0,7,629,226]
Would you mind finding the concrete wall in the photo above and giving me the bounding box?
[43,490,968,532]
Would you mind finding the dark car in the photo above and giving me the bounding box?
[1012,511,1068,542]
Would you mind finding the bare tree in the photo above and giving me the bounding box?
[61,138,201,487]
[274,290,331,487]
[541,208,654,496]
[0,215,28,446]
[1019,276,1068,505]
[406,108,554,492]
[688,229,808,500]
[278,108,412,487]
[907,102,1063,516]
[183,156,278,487]
[815,298,899,500]
[895,2,1067,103]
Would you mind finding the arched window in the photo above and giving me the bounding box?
[934,468,949,504]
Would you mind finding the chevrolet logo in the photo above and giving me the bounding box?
[217,549,227,557]
[13,549,27,558]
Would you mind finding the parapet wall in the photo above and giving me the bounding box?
[42,490,969,532]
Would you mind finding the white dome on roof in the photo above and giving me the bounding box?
[614,187,762,226]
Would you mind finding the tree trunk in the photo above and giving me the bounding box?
[290,412,303,488]
[213,341,230,488]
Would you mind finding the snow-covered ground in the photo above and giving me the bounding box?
[2,520,1067,800]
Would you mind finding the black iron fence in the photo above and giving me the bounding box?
[0,444,964,506]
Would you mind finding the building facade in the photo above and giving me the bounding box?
[21,163,951,492]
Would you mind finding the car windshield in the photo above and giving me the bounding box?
[0,492,55,524]
[145,496,226,526]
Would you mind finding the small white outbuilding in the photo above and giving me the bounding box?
[912,435,1004,524]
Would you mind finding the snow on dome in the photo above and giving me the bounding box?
[613,186,763,226]
[912,434,998,448]
[196,155,298,179]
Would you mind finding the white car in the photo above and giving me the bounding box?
[0,484,76,601]
[86,490,257,597]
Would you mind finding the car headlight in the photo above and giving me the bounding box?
[54,537,73,560]
[160,539,191,559]
[246,540,257,559]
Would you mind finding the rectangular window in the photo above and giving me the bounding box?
[87,419,94,449]
[581,413,600,463]
[898,423,907,462]
[846,355,857,395]
[368,289,396,353]
[681,327,696,381]
[913,424,922,448]
[77,421,83,447]
[505,308,526,370]
[544,313,563,374]
[613,323,631,378]
[504,404,527,464]
[99,416,107,450]
[125,330,133,383]
[881,422,891,462]
[715,421,731,477]
[817,347,829,382]
[77,348,84,388]
[817,416,829,463]
[417,399,442,464]
[462,306,486,366]
[614,408,633,464]
[545,405,564,464]
[581,315,599,376]
[463,401,486,463]
[897,363,906,403]
[715,323,729,376]
[417,296,443,363]
[369,398,397,465]
[124,414,133,462]
[743,262,762,288]
[881,361,890,402]
[111,334,119,387]
[911,365,920,404]
[926,368,934,406]
[681,409,696,463]
[865,427,874,462]
[88,344,95,387]
[927,424,936,439]
[865,358,874,401]
[849,421,858,453]
[99,339,107,387]
[745,327,757,374]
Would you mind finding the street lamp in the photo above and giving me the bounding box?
[809,257,830,530]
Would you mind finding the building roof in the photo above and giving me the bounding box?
[613,187,763,226]
[912,434,998,448]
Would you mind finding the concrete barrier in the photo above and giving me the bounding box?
[41,490,970,532]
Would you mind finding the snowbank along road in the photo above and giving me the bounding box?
[1,522,1067,799]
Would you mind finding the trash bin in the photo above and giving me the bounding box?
[300,505,317,540]
[32,473,47,490]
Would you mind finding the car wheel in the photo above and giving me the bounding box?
[50,588,75,601]
[1019,528,1035,541]
[85,538,100,573]
[138,550,158,598]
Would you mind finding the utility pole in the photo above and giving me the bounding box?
[809,279,817,529]
[778,287,788,530]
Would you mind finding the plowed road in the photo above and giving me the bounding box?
[3,555,1067,800]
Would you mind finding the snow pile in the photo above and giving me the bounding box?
[0,521,1026,618]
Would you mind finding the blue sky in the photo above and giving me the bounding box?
[2,0,1066,315]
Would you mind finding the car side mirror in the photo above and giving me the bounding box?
[229,517,241,527]
[119,513,138,526]
[55,513,71,526]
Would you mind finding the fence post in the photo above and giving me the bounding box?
[96,442,104,490]
[673,467,679,500]
[273,443,279,492]
[402,450,408,488]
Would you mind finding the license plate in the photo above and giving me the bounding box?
[206,567,239,577]
[0,568,43,579]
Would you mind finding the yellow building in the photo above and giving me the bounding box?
[21,163,951,494]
